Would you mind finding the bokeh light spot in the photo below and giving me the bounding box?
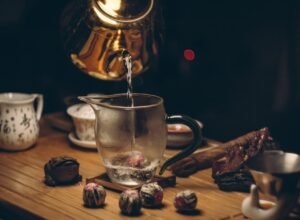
[183,49,195,61]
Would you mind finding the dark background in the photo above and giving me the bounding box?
[0,0,299,152]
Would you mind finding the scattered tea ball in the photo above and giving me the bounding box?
[44,156,82,186]
[127,151,145,167]
[83,182,106,207]
[140,182,163,208]
[119,189,141,215]
[174,190,198,212]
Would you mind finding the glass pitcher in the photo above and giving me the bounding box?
[79,93,202,186]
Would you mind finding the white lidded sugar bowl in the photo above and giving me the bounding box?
[0,93,43,151]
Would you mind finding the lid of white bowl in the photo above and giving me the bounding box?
[67,104,95,120]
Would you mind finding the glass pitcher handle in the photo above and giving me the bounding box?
[159,115,202,175]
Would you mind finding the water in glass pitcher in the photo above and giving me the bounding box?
[104,151,160,186]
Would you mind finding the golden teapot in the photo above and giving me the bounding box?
[61,0,163,81]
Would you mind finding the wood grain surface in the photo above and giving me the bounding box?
[0,114,248,220]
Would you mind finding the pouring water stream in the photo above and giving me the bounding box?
[123,52,136,156]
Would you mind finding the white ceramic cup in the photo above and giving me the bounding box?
[67,104,96,141]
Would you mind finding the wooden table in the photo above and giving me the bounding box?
[0,115,248,220]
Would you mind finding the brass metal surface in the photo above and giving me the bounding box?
[61,0,163,81]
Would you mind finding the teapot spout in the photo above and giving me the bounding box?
[78,93,134,109]
[78,95,108,110]
[78,96,100,109]
[78,96,92,104]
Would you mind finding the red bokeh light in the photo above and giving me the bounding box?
[183,49,195,61]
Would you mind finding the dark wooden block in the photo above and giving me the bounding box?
[86,173,176,192]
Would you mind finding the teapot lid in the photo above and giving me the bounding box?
[95,0,154,22]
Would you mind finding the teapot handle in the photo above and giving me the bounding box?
[159,115,202,175]
[33,94,44,121]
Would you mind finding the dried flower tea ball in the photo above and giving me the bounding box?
[140,182,163,208]
[119,189,141,215]
[174,190,198,212]
[44,156,82,186]
[83,182,106,207]
[127,151,145,167]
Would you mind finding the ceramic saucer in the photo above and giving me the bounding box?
[68,132,97,149]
